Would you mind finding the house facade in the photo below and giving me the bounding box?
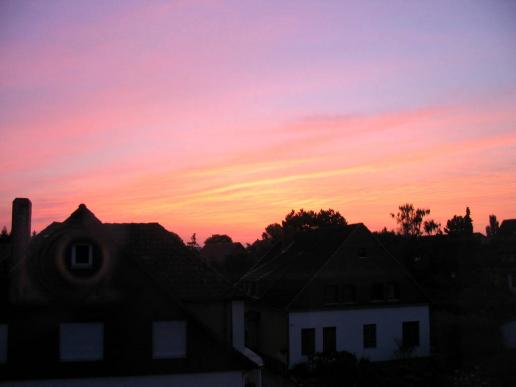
[492,219,516,349]
[240,224,430,368]
[0,198,261,386]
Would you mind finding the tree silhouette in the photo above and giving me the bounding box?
[445,207,474,236]
[423,219,441,235]
[187,233,200,249]
[485,215,499,238]
[204,234,233,245]
[282,208,346,232]
[250,208,347,256]
[0,226,9,243]
[261,223,283,240]
[391,203,435,236]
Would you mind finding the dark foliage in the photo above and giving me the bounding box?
[249,209,347,259]
[186,233,200,249]
[0,226,9,243]
[391,203,440,236]
[445,208,473,236]
[486,215,500,238]
[292,351,441,387]
[204,234,233,245]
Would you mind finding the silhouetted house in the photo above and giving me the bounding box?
[498,219,516,239]
[0,198,261,386]
[239,224,430,368]
[201,242,246,264]
[491,219,516,294]
[490,219,516,349]
[201,242,252,283]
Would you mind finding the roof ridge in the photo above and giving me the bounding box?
[104,222,162,225]
[125,254,258,369]
[371,231,431,303]
[285,224,361,309]
[251,247,299,297]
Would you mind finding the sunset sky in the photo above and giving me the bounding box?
[1,0,515,244]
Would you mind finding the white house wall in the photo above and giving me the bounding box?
[289,305,430,367]
[0,371,245,387]
[232,300,245,350]
[501,320,516,348]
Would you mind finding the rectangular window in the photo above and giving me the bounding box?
[371,283,384,301]
[153,321,187,359]
[324,285,339,304]
[0,325,7,364]
[402,321,420,348]
[509,273,516,288]
[60,323,103,361]
[340,285,356,303]
[363,324,376,348]
[301,328,315,356]
[358,247,368,258]
[323,327,336,353]
[72,243,93,269]
[386,282,400,300]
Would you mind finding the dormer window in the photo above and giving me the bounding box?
[64,240,102,279]
[341,285,357,303]
[324,285,339,304]
[71,243,93,269]
[386,282,400,300]
[358,247,368,259]
[371,283,384,301]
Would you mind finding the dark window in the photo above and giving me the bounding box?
[358,247,368,258]
[402,321,420,348]
[363,324,376,348]
[245,310,261,322]
[73,244,92,267]
[301,328,315,356]
[0,324,6,364]
[386,282,400,300]
[66,241,102,277]
[324,285,338,304]
[249,282,256,296]
[340,285,356,303]
[323,327,336,353]
[510,273,516,288]
[75,245,91,263]
[371,283,384,301]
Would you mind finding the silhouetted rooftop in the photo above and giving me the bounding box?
[35,204,241,302]
[500,219,516,238]
[239,224,360,308]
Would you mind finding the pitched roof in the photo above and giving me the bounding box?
[104,223,238,301]
[200,242,245,261]
[35,205,239,302]
[239,225,359,308]
[63,203,102,226]
[500,219,516,238]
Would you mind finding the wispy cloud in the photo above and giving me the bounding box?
[1,2,516,242]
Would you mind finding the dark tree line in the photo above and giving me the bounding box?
[444,207,473,236]
[389,204,490,238]
[261,208,346,241]
[248,208,347,256]
[390,203,440,236]
[0,226,10,243]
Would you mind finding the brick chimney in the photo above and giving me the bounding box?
[11,198,32,262]
[9,198,32,303]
